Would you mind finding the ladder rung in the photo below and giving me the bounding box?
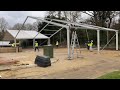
[70,31,81,59]
[44,34,52,35]
[43,29,58,31]
[48,25,57,26]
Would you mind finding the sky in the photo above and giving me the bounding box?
[0,11,47,27]
[0,11,89,27]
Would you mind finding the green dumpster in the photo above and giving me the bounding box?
[43,45,53,58]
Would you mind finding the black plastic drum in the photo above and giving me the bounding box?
[35,55,51,67]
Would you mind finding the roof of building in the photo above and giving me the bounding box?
[7,29,49,39]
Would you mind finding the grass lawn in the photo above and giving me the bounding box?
[97,71,120,79]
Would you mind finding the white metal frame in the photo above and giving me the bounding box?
[43,17,119,51]
[15,16,119,59]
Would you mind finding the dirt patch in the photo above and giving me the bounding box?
[0,59,19,65]
[0,48,120,79]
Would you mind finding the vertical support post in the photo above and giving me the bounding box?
[97,30,100,53]
[48,38,50,45]
[14,38,17,53]
[107,31,109,45]
[33,39,35,49]
[116,31,118,50]
[67,27,70,59]
[19,40,20,46]
[14,38,16,47]
[60,30,61,46]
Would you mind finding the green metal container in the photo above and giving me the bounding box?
[43,45,53,58]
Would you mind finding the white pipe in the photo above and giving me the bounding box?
[28,16,68,28]
[97,30,100,53]
[14,39,16,47]
[33,39,35,49]
[116,31,118,50]
[48,38,50,45]
[44,17,118,32]
[67,27,71,59]
[15,16,28,38]
[34,20,52,39]
[101,34,116,51]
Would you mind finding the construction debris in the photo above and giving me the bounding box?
[0,59,19,65]
[14,63,29,66]
[0,58,19,71]
[0,65,11,71]
[11,64,37,70]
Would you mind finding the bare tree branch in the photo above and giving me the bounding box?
[82,11,94,17]
[0,17,8,32]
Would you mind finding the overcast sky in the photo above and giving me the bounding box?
[0,11,89,27]
[0,11,47,27]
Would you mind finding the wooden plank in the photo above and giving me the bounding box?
[0,65,11,71]
[0,47,22,53]
[11,64,37,70]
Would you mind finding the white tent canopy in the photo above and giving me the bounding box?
[7,29,49,39]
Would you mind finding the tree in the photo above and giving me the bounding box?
[46,11,81,22]
[63,11,81,22]
[82,11,119,46]
[37,14,67,46]
[82,11,119,27]
[12,23,36,30]
[24,23,33,30]
[32,22,39,31]
[0,17,9,40]
[46,11,57,17]
[12,23,23,30]
[0,17,8,32]
[43,11,82,46]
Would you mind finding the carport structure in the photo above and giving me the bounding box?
[17,16,119,59]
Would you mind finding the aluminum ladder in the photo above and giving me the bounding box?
[70,31,81,59]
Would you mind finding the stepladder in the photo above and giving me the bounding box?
[70,30,81,59]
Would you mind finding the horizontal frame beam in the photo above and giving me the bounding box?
[44,17,118,32]
[28,16,68,28]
